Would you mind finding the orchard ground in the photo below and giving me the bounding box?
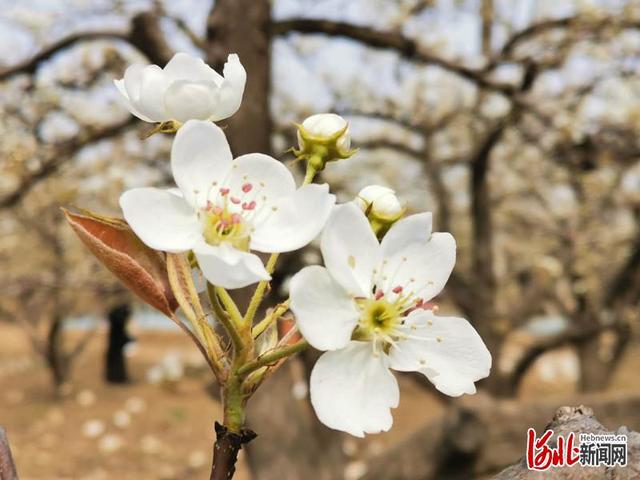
[1,321,639,480]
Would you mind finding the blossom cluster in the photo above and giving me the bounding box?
[113,52,491,437]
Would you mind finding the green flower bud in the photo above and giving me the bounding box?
[293,113,357,182]
[354,185,404,238]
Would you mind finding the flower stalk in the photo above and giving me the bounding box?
[207,282,244,354]
[215,286,244,328]
[166,253,226,381]
[252,300,290,338]
[237,339,308,377]
[244,253,279,326]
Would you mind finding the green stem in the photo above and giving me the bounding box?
[252,300,290,338]
[223,374,247,431]
[236,340,309,377]
[303,166,317,184]
[207,283,243,353]
[244,253,279,326]
[215,287,244,327]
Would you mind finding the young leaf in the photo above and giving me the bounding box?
[63,208,178,316]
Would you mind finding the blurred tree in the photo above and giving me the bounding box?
[2,201,122,395]
[105,303,133,384]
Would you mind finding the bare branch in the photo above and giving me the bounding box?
[170,16,208,51]
[0,118,137,209]
[356,140,424,159]
[67,325,98,362]
[129,11,175,65]
[0,31,129,80]
[273,19,515,96]
[500,16,640,58]
[488,15,640,72]
[605,211,640,308]
[0,12,173,81]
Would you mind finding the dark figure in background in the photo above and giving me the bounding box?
[105,303,133,383]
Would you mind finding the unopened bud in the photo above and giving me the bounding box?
[294,113,357,182]
[354,185,404,238]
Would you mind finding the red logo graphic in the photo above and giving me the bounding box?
[526,428,580,470]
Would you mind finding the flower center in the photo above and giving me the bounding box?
[358,298,401,336]
[353,285,437,356]
[198,180,268,251]
[202,204,250,251]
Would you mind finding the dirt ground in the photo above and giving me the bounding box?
[0,323,445,480]
[2,320,639,480]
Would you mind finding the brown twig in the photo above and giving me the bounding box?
[210,422,257,480]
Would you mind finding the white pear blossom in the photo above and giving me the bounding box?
[120,120,335,289]
[114,52,246,124]
[297,113,351,152]
[289,203,491,437]
[355,185,403,219]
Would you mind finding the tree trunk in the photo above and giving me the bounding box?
[0,427,19,480]
[206,0,271,156]
[577,325,630,392]
[105,303,132,384]
[46,315,68,395]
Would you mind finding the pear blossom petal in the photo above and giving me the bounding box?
[123,63,145,101]
[115,52,246,123]
[289,266,359,351]
[120,188,201,252]
[135,65,170,122]
[355,185,402,219]
[299,113,351,152]
[388,311,491,397]
[194,241,270,289]
[209,54,247,121]
[171,120,232,208]
[164,80,219,122]
[310,342,399,437]
[379,232,455,303]
[301,113,348,138]
[250,184,335,253]
[321,203,380,297]
[381,212,433,258]
[163,52,223,85]
[114,78,154,122]
[224,153,296,204]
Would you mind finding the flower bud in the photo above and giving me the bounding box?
[294,113,357,181]
[354,185,404,238]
